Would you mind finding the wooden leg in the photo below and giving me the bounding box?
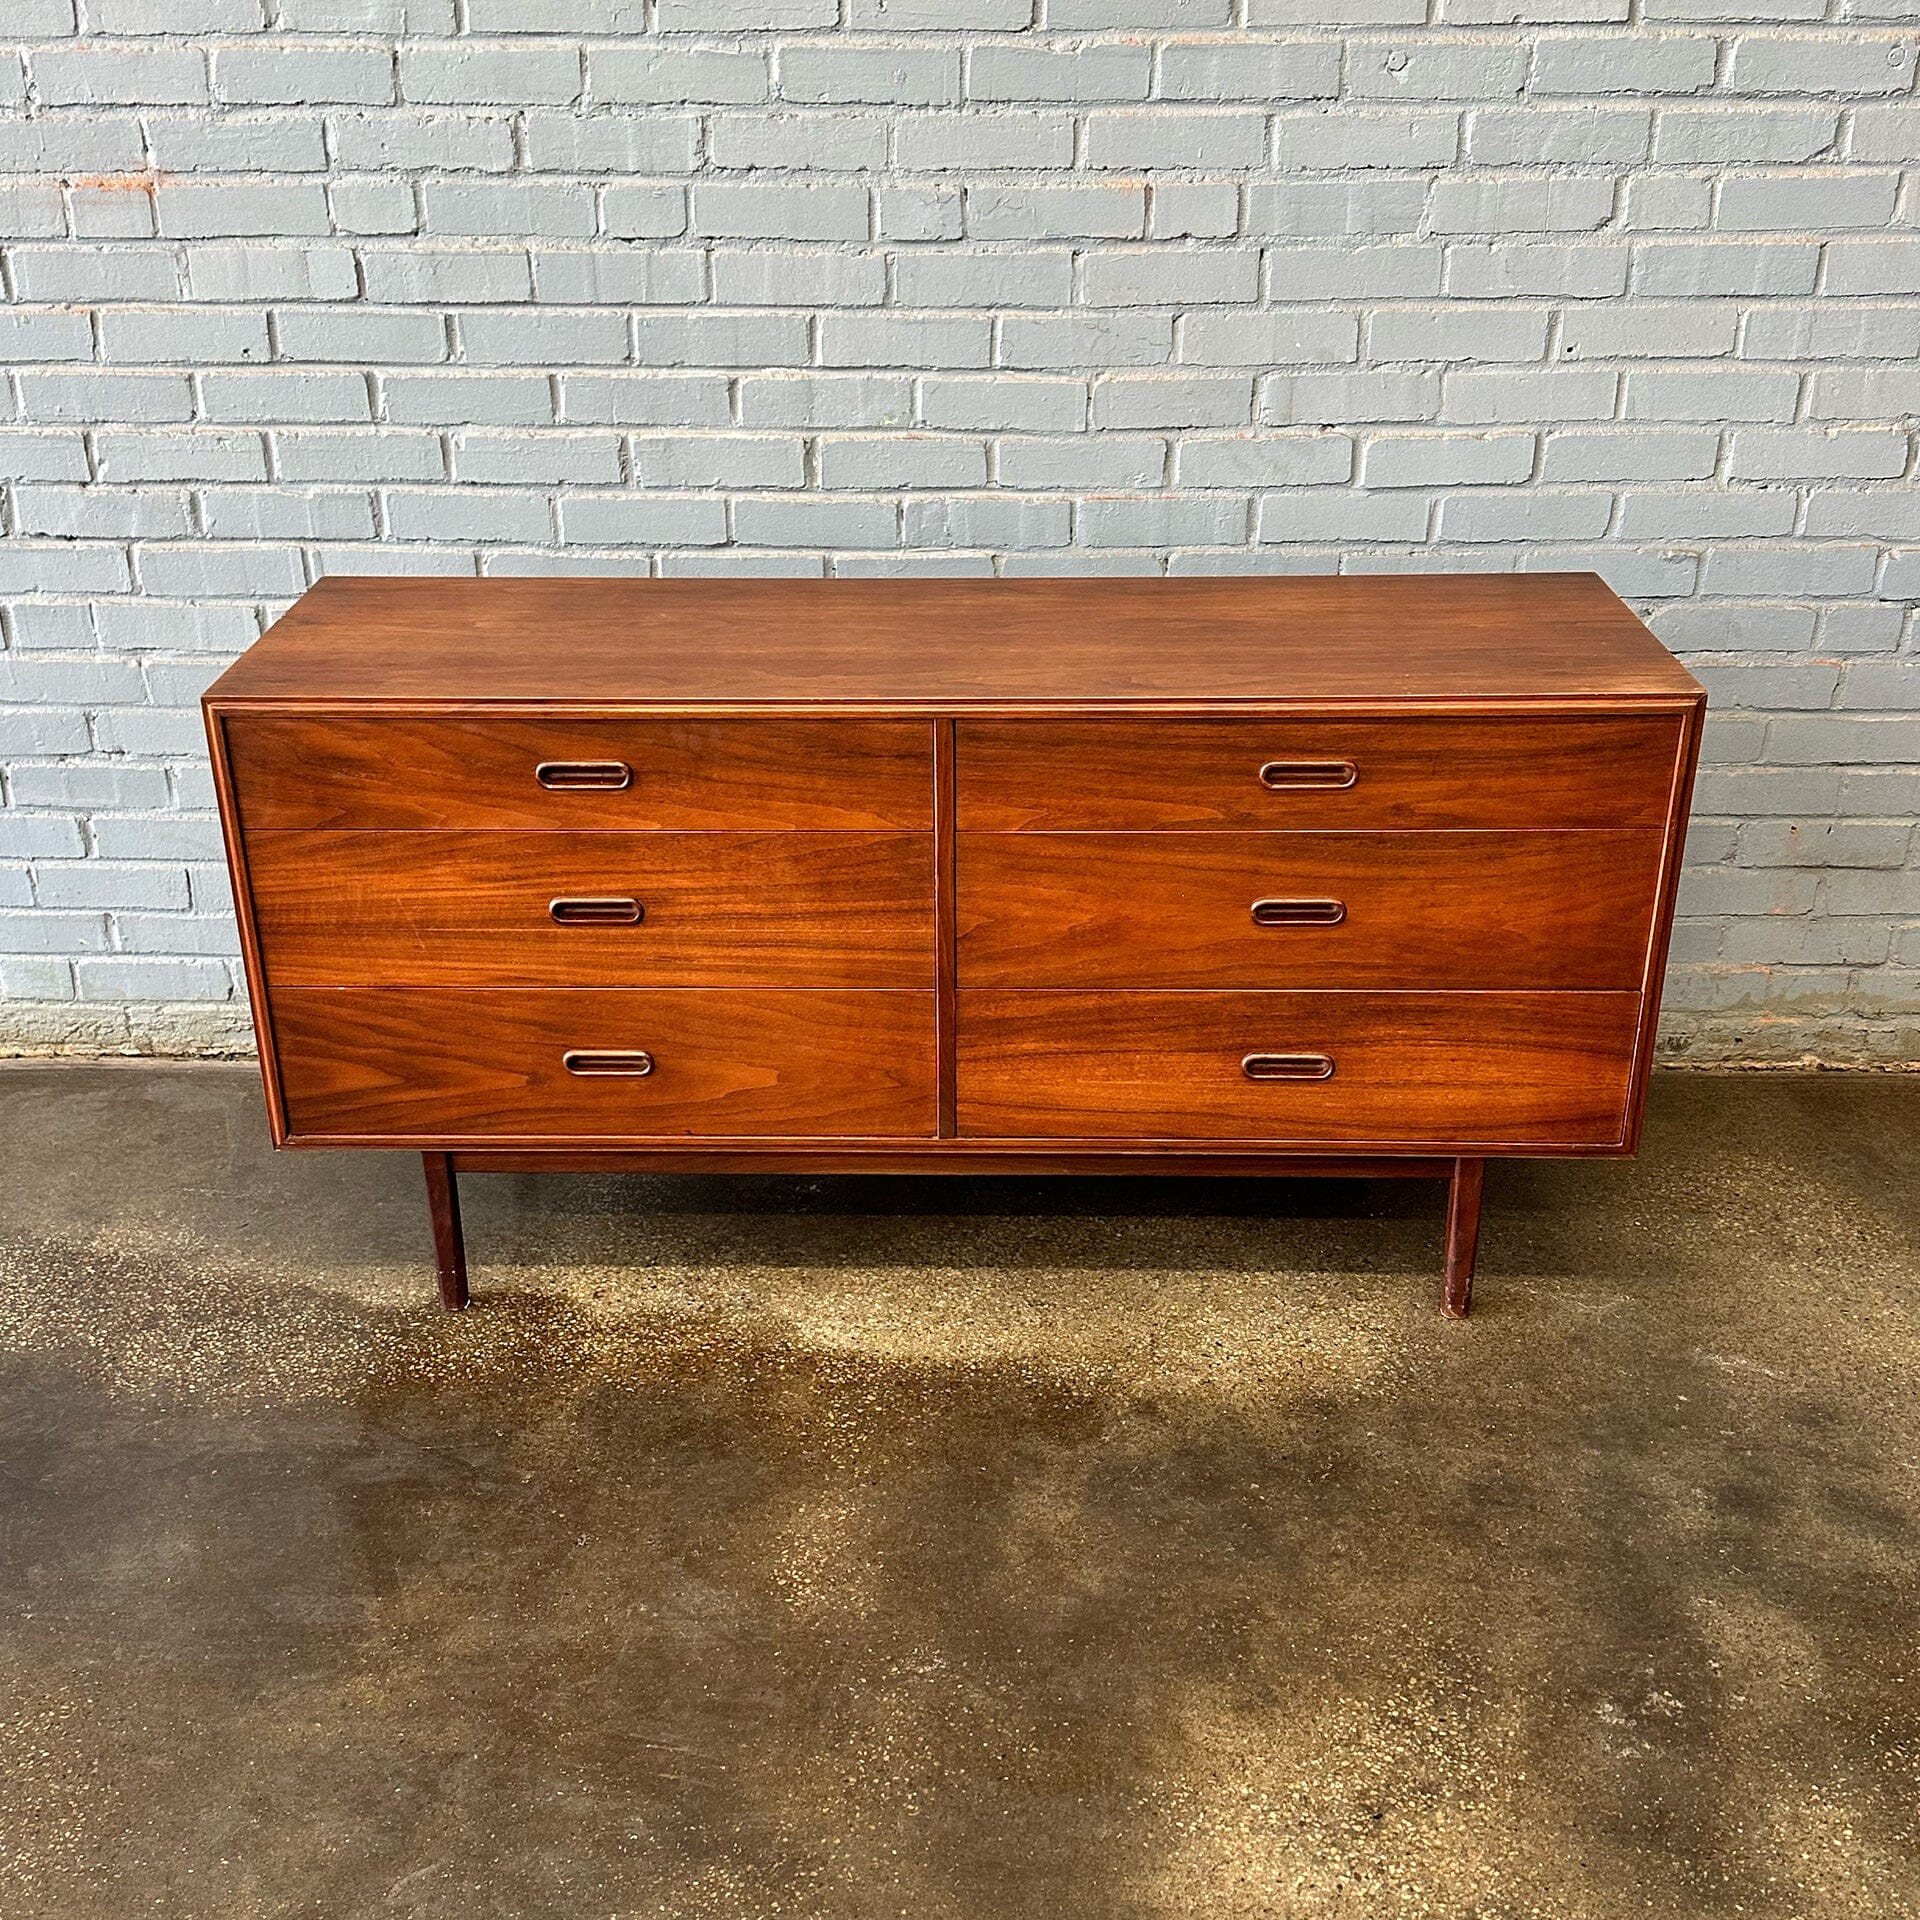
[423,1151,469,1311]
[1442,1156,1484,1319]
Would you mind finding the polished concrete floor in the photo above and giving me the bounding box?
[2,1064,1918,1918]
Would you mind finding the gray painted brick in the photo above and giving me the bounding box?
[1725,35,1918,94]
[1530,34,1719,95]
[967,185,1146,241]
[1369,307,1550,362]
[742,373,914,428]
[1428,175,1615,233]
[0,7,1913,1058]
[182,244,357,302]
[1083,110,1268,170]
[918,377,1085,432]
[1717,170,1898,231]
[531,250,704,304]
[1728,427,1909,480]
[630,435,806,488]
[559,374,733,427]
[893,249,1074,308]
[709,110,888,171]
[1156,42,1340,100]
[458,311,627,366]
[1091,374,1254,427]
[778,46,959,106]
[735,496,898,548]
[1633,240,1821,295]
[902,495,1071,548]
[1001,313,1172,369]
[965,45,1152,102]
[214,44,393,106]
[822,314,992,368]
[452,431,623,485]
[1000,435,1168,488]
[32,46,208,106]
[848,0,1032,22]
[1361,431,1535,487]
[558,495,729,546]
[1082,249,1259,306]
[819,435,989,489]
[401,44,582,106]
[1182,311,1359,366]
[692,181,869,242]
[713,249,885,307]
[1271,109,1458,169]
[590,45,769,104]
[1468,107,1650,164]
[328,111,516,171]
[1174,433,1352,486]
[1245,180,1426,236]
[1655,107,1841,163]
[158,181,331,238]
[895,111,1073,171]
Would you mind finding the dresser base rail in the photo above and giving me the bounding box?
[420,1149,1486,1319]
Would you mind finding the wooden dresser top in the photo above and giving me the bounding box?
[206,573,1703,711]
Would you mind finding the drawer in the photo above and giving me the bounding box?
[248,831,933,988]
[956,714,1683,831]
[272,989,937,1140]
[957,831,1661,990]
[956,991,1640,1146]
[223,715,933,831]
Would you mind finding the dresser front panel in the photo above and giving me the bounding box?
[248,831,934,989]
[956,830,1662,990]
[955,991,1641,1147]
[273,988,938,1141]
[957,714,1683,832]
[226,716,935,831]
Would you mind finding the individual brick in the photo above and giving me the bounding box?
[691,181,870,242]
[1361,431,1536,487]
[778,46,959,106]
[818,435,989,489]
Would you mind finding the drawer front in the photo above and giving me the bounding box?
[957,714,1682,831]
[273,989,936,1140]
[224,716,933,830]
[248,831,933,988]
[957,831,1661,990]
[956,991,1640,1145]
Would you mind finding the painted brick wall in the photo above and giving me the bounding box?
[0,1,1916,1063]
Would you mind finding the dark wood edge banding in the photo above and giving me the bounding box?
[204,704,292,1147]
[1621,696,1707,1153]
[934,716,958,1139]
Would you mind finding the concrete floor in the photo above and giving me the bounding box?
[1,1067,1918,1918]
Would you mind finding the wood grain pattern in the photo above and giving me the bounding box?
[956,714,1687,831]
[247,830,934,988]
[955,990,1641,1146]
[956,830,1663,990]
[274,988,937,1140]
[224,714,934,830]
[203,575,1703,709]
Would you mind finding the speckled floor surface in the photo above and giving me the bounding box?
[2,1063,1918,1919]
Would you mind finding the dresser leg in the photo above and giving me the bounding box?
[1441,1157,1484,1318]
[423,1151,469,1311]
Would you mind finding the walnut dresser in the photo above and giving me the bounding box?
[203,575,1705,1318]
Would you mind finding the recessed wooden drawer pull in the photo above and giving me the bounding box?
[1241,1052,1335,1082]
[536,760,632,791]
[1250,897,1347,928]
[562,1049,654,1077]
[1258,760,1357,791]
[548,896,644,926]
